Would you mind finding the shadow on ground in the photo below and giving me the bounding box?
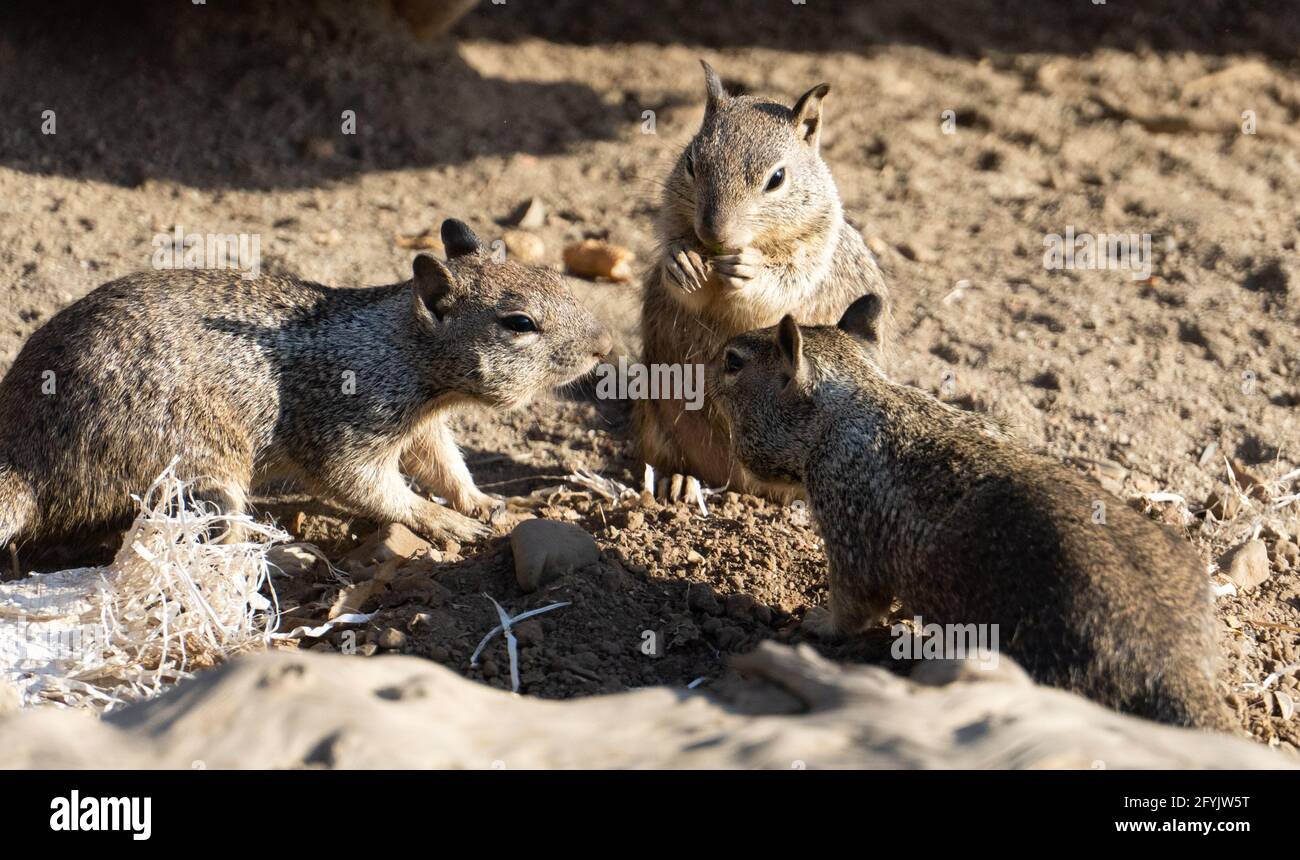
[0,1,626,190]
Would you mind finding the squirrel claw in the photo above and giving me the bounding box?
[412,507,492,544]
[665,243,708,293]
[652,472,705,508]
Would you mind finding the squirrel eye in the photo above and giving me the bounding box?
[723,349,746,374]
[500,313,537,334]
[764,167,786,192]
[685,149,695,178]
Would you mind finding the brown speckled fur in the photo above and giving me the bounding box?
[0,220,611,548]
[710,301,1234,731]
[637,62,891,496]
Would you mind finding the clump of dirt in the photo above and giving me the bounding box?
[271,474,834,698]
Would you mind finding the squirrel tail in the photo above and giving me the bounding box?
[1151,669,1239,735]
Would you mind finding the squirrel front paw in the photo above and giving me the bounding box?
[456,490,505,521]
[664,241,710,293]
[410,504,492,544]
[710,247,764,290]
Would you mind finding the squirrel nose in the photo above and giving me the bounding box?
[695,213,751,251]
[593,329,614,359]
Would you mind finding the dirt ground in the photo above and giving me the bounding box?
[1,1,1298,752]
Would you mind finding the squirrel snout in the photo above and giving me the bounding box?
[695,214,752,252]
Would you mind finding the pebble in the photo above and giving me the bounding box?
[510,519,599,593]
[345,523,431,568]
[563,239,635,282]
[1220,540,1270,592]
[508,197,546,229]
[375,628,407,650]
[625,510,645,531]
[503,229,545,264]
[266,544,319,577]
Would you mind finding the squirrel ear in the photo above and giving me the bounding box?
[440,219,482,259]
[776,314,804,378]
[791,82,831,147]
[412,253,457,323]
[837,293,883,345]
[700,59,728,109]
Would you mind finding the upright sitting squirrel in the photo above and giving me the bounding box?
[0,220,612,550]
[638,60,891,501]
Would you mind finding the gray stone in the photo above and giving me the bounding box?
[511,519,598,593]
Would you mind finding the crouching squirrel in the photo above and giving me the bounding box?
[709,298,1234,731]
[0,220,612,551]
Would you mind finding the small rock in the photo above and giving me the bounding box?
[510,519,599,593]
[1276,539,1299,568]
[508,197,546,229]
[407,612,433,632]
[563,239,635,282]
[502,230,545,264]
[375,627,407,650]
[345,523,431,568]
[625,510,645,531]
[329,580,381,619]
[1220,540,1270,592]
[686,549,705,565]
[267,544,319,577]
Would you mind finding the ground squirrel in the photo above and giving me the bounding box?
[709,300,1234,731]
[637,60,891,499]
[0,219,612,552]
